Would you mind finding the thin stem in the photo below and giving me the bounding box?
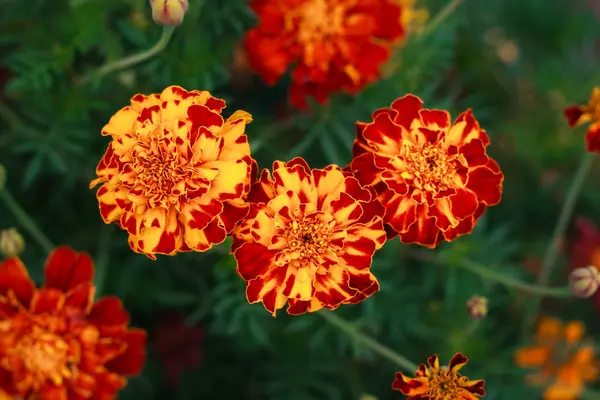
[318,310,418,372]
[417,0,464,39]
[76,26,175,85]
[94,225,112,298]
[0,189,54,254]
[457,258,572,297]
[522,153,595,335]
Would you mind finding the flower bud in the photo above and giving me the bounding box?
[466,295,488,319]
[569,266,600,298]
[149,0,189,27]
[0,228,25,258]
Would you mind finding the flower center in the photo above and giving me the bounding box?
[7,329,75,389]
[131,139,189,196]
[286,0,347,47]
[427,370,461,399]
[286,217,332,266]
[405,143,461,193]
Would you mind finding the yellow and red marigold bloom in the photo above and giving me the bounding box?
[514,317,598,399]
[90,85,255,259]
[392,352,486,399]
[232,158,386,316]
[564,87,600,153]
[349,95,504,248]
[244,0,412,109]
[0,246,146,399]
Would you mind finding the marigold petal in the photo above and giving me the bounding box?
[88,297,130,335]
[272,158,314,201]
[564,320,585,343]
[466,164,503,205]
[536,317,563,341]
[0,257,34,306]
[30,288,65,314]
[391,371,428,395]
[514,345,551,367]
[44,246,95,291]
[402,212,444,248]
[313,266,355,307]
[448,352,469,372]
[101,107,138,137]
[447,109,485,147]
[362,112,404,154]
[38,384,67,400]
[105,329,147,376]
[585,122,600,153]
[420,109,452,131]
[205,159,249,200]
[564,106,589,127]
[390,94,423,131]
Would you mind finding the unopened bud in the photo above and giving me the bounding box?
[569,266,600,298]
[358,395,377,400]
[466,295,488,319]
[149,0,189,27]
[0,228,25,258]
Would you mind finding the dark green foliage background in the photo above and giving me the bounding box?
[1,0,600,399]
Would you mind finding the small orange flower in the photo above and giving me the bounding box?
[564,87,600,153]
[90,86,255,259]
[244,0,413,108]
[232,158,386,316]
[392,352,486,399]
[514,317,598,399]
[349,95,504,248]
[0,246,146,399]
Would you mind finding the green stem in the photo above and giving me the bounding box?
[522,153,595,336]
[417,0,464,39]
[94,225,112,298]
[318,310,418,372]
[76,26,175,85]
[0,188,54,254]
[457,258,572,297]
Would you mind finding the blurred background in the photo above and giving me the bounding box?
[1,0,600,399]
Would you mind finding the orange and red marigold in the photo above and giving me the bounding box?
[392,352,486,399]
[244,0,413,109]
[514,317,598,399]
[350,95,504,248]
[90,85,255,260]
[232,158,386,316]
[564,87,600,153]
[0,246,146,399]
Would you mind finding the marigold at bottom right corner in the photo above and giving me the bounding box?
[514,317,599,399]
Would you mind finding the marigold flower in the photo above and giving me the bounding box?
[350,95,504,248]
[244,0,414,108]
[90,86,255,259]
[564,87,600,153]
[232,158,386,316]
[0,246,146,399]
[153,311,203,385]
[514,317,598,399]
[392,352,486,399]
[149,0,189,27]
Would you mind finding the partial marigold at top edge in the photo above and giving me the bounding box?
[349,95,504,248]
[0,246,146,399]
[564,87,600,153]
[514,317,598,399]
[231,158,386,316]
[243,0,415,109]
[392,352,486,399]
[90,86,256,260]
